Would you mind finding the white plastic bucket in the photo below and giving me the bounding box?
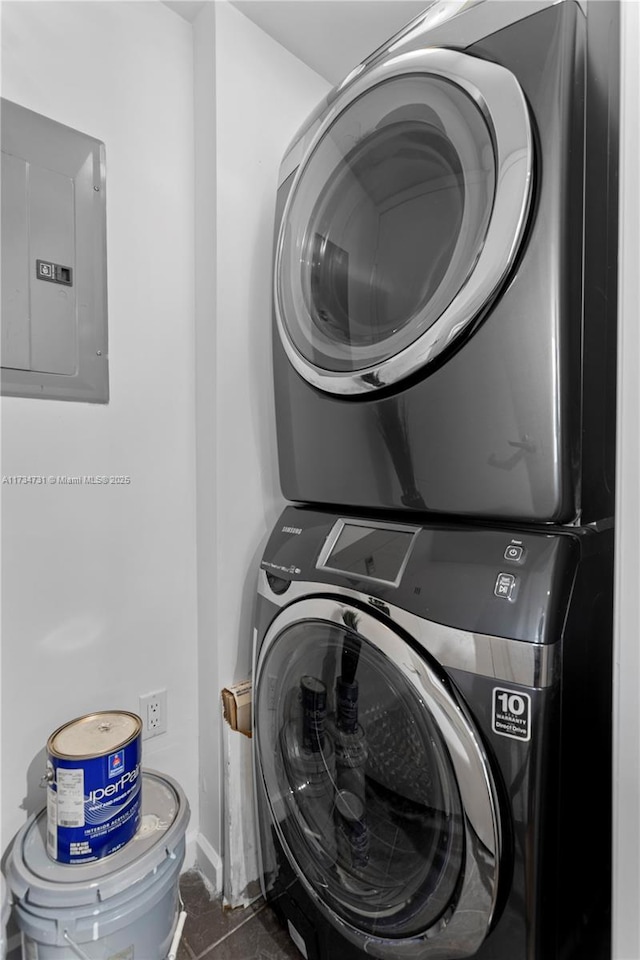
[6,770,189,960]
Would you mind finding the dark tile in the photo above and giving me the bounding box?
[5,939,21,960]
[177,936,196,960]
[4,908,20,960]
[198,902,302,960]
[179,870,265,959]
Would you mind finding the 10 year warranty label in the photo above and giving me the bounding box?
[492,687,531,742]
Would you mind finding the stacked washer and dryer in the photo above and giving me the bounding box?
[252,3,619,960]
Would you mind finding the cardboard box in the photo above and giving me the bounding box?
[221,680,252,738]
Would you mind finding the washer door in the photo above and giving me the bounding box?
[254,597,504,959]
[275,48,532,395]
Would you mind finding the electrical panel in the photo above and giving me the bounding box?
[1,99,108,402]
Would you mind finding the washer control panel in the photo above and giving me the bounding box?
[262,506,581,644]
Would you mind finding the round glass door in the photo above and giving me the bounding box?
[275,49,532,394]
[254,599,503,954]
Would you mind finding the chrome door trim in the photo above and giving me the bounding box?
[278,2,575,189]
[258,570,559,688]
[274,49,533,396]
[279,133,309,186]
[275,47,533,395]
[360,1,580,83]
[254,595,503,959]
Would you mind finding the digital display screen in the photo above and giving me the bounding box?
[321,523,415,586]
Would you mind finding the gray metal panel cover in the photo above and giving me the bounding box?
[1,98,108,402]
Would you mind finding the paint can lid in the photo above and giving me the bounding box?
[47,711,142,760]
[5,770,190,908]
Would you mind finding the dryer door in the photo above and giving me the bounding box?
[275,49,532,395]
[254,597,504,959]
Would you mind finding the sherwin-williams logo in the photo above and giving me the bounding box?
[282,526,302,535]
[108,750,124,778]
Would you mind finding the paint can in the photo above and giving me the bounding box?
[6,769,190,960]
[45,711,142,864]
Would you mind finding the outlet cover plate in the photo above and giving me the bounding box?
[139,689,167,740]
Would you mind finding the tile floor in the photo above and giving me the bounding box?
[2,869,300,960]
[177,870,301,960]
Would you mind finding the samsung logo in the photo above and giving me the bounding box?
[282,526,302,535]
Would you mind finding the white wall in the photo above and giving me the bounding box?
[192,0,329,891]
[0,1,199,854]
[613,2,640,957]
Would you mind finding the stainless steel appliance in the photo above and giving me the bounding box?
[271,0,618,524]
[253,505,613,960]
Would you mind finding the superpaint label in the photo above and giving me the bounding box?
[47,737,141,864]
[492,687,531,742]
[89,766,139,802]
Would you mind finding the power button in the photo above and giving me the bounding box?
[504,543,525,564]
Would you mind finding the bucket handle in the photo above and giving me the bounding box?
[61,895,188,960]
[166,909,188,960]
[62,931,92,960]
[167,888,188,960]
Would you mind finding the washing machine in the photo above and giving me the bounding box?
[252,505,613,960]
[272,0,619,524]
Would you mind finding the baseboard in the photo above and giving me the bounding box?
[222,722,260,908]
[184,829,223,895]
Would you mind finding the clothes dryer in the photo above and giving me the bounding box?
[272,0,618,523]
[253,505,613,960]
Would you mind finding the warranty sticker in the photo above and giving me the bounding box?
[492,687,531,742]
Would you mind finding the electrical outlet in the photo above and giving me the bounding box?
[139,690,167,740]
